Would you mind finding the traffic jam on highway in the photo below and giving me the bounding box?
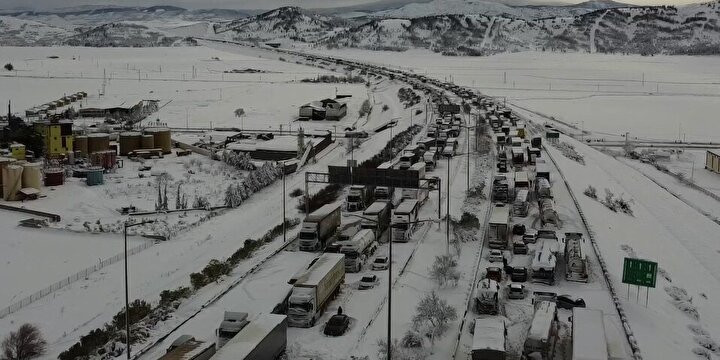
[151,48,632,360]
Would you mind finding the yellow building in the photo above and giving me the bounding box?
[10,144,25,160]
[35,120,74,157]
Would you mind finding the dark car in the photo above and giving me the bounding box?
[324,314,350,336]
[486,267,502,283]
[511,267,528,282]
[556,295,586,309]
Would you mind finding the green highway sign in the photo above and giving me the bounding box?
[622,258,658,288]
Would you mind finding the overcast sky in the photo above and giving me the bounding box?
[1,0,702,11]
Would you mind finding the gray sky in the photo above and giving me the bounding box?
[0,0,701,11]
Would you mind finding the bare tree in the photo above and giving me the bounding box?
[429,255,460,287]
[1,324,46,360]
[412,291,457,348]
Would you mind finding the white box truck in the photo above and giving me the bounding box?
[488,204,510,249]
[287,253,345,327]
[298,204,341,251]
[213,314,287,360]
[340,229,377,272]
[571,308,608,360]
[215,312,249,349]
[361,201,391,238]
[391,199,420,242]
[471,317,507,360]
[523,301,558,360]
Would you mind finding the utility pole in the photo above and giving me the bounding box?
[282,161,287,243]
[446,156,451,255]
[387,215,393,360]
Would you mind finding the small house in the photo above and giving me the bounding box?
[707,150,720,174]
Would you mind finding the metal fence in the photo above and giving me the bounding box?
[0,241,154,319]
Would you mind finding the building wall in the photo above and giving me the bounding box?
[707,151,720,174]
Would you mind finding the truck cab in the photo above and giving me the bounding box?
[346,185,369,212]
[215,312,249,349]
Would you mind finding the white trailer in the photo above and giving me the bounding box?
[340,229,377,272]
[213,314,287,360]
[531,239,557,285]
[160,336,215,360]
[472,317,507,360]
[564,233,589,283]
[488,204,510,249]
[523,301,558,360]
[361,201,391,237]
[288,253,345,327]
[571,308,608,360]
[391,199,420,242]
[298,204,341,251]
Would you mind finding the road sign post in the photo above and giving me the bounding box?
[622,258,657,306]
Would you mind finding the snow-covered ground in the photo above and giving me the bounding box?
[312,49,720,143]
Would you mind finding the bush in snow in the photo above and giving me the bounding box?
[222,150,255,171]
[382,104,390,112]
[190,272,207,290]
[401,330,424,348]
[112,299,152,330]
[193,195,210,209]
[289,188,303,197]
[429,255,460,287]
[159,287,191,308]
[3,63,12,71]
[297,183,343,213]
[359,99,372,118]
[412,291,457,347]
[1,323,46,360]
[201,259,231,283]
[377,338,426,360]
[584,185,597,199]
[466,183,486,199]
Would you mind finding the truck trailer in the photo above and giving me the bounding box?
[471,317,507,360]
[298,204,341,251]
[287,253,345,327]
[340,229,377,272]
[488,204,510,249]
[213,314,287,360]
[160,336,215,360]
[391,199,420,242]
[361,201,391,239]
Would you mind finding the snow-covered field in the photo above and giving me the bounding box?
[313,49,720,143]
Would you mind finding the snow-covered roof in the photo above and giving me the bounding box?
[532,239,557,271]
[527,301,557,342]
[489,205,510,225]
[472,317,505,352]
[364,201,389,215]
[213,314,286,360]
[307,203,340,220]
[296,253,344,287]
[394,200,419,214]
[571,308,608,360]
[226,141,258,152]
[256,136,299,152]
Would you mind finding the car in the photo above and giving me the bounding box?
[323,314,350,336]
[556,294,586,309]
[507,283,526,299]
[512,240,528,255]
[511,267,528,282]
[488,250,504,263]
[372,256,389,270]
[522,232,537,244]
[359,275,378,289]
[485,267,502,283]
[324,243,342,253]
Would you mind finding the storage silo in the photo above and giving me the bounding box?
[86,167,104,186]
[74,135,88,157]
[87,133,110,154]
[0,157,17,197]
[21,163,42,190]
[119,132,142,156]
[140,134,155,149]
[44,168,64,186]
[2,165,23,201]
[144,128,171,154]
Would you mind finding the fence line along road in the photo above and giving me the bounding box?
[0,241,154,319]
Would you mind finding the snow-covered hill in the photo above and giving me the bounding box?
[0,15,72,46]
[213,6,346,42]
[372,0,633,20]
[326,1,720,55]
[62,22,193,47]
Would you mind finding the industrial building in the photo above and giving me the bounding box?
[34,119,74,157]
[706,150,720,174]
[299,98,347,121]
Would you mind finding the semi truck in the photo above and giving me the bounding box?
[471,317,507,360]
[564,233,588,283]
[474,278,500,315]
[298,204,341,251]
[215,312,249,349]
[287,253,345,327]
[160,336,215,360]
[361,201,391,239]
[488,204,510,249]
[523,301,558,360]
[340,229,377,272]
[213,314,287,360]
[391,199,420,242]
[345,185,373,212]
